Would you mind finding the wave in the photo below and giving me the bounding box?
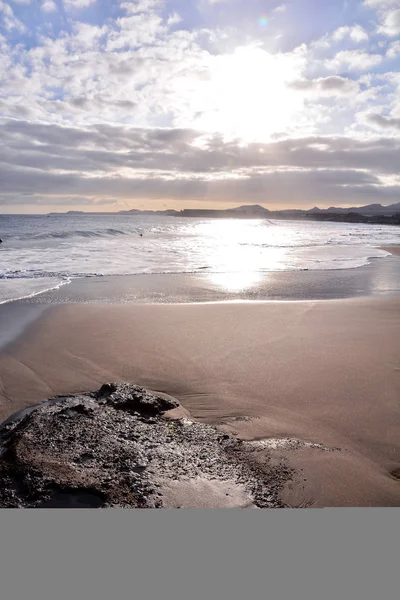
[0,261,386,283]
[0,270,103,280]
[29,228,128,240]
[0,277,71,306]
[239,240,392,249]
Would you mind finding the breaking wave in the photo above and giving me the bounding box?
[26,228,128,241]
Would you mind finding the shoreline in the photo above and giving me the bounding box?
[2,250,400,351]
[1,244,399,316]
[3,252,400,305]
[1,296,399,507]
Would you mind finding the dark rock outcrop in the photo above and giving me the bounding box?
[0,383,292,508]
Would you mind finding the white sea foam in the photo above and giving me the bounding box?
[0,277,70,305]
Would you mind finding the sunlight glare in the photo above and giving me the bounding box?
[194,46,304,142]
[207,270,264,292]
[193,220,289,292]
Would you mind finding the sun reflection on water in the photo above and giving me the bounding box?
[207,270,264,292]
[193,219,289,291]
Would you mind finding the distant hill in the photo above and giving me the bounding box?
[119,209,179,216]
[176,203,400,225]
[46,203,400,225]
[307,202,400,216]
[229,204,270,214]
[177,205,272,218]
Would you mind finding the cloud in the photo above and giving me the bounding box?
[363,0,398,7]
[377,9,400,36]
[64,0,97,8]
[326,50,383,71]
[42,0,57,12]
[105,13,165,50]
[0,0,399,211]
[332,25,369,42]
[364,113,400,130]
[365,0,400,38]
[0,119,399,208]
[1,163,395,207]
[167,12,182,26]
[120,0,164,13]
[0,1,25,31]
[288,76,359,96]
[387,40,400,58]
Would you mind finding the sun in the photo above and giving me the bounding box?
[191,46,304,142]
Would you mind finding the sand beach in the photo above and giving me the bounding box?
[1,290,399,507]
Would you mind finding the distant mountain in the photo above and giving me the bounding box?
[307,202,400,216]
[118,209,180,216]
[48,210,85,215]
[178,205,272,218]
[46,203,400,222]
[229,204,270,214]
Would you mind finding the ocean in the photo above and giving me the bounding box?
[1,214,400,305]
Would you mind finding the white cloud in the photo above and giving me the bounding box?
[0,1,25,32]
[327,50,383,71]
[332,25,369,42]
[377,8,400,36]
[64,0,96,8]
[106,13,165,50]
[120,0,163,13]
[0,0,398,212]
[363,0,399,7]
[387,40,400,58]
[42,0,57,12]
[167,12,182,26]
[70,22,107,50]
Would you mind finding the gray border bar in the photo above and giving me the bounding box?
[0,509,399,600]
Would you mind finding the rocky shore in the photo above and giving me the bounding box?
[0,383,292,508]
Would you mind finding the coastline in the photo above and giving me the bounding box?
[1,295,399,507]
[3,250,400,309]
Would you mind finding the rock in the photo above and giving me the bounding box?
[96,383,117,397]
[0,383,292,508]
[97,383,179,416]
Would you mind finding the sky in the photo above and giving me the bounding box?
[0,0,399,213]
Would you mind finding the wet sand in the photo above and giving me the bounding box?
[8,253,400,307]
[379,245,400,257]
[0,297,399,507]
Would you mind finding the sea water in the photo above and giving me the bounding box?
[1,214,399,304]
